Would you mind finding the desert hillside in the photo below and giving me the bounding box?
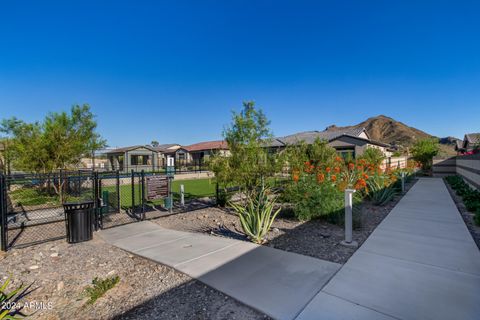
[325,115,457,156]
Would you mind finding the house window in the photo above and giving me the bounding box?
[131,155,150,165]
[336,149,355,160]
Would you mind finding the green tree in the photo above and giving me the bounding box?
[2,104,106,199]
[359,147,386,167]
[151,140,160,147]
[282,138,336,173]
[0,117,23,175]
[209,101,277,197]
[411,138,439,172]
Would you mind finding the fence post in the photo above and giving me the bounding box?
[116,170,120,213]
[141,170,146,220]
[131,169,135,213]
[0,174,7,251]
[92,172,100,231]
[180,184,185,206]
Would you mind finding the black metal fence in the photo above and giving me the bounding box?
[102,159,208,174]
[0,170,216,251]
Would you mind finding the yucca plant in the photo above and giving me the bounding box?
[0,276,30,319]
[230,186,281,244]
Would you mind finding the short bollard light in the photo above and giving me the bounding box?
[180,184,185,206]
[341,188,358,247]
[401,172,406,193]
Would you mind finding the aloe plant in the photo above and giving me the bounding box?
[230,186,281,244]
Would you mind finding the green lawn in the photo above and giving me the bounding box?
[103,178,217,208]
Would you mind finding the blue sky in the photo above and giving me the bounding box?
[1,1,479,147]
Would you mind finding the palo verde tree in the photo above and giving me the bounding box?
[411,138,439,173]
[3,104,106,199]
[209,101,277,198]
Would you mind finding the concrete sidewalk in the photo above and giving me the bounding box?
[99,221,341,320]
[297,178,480,320]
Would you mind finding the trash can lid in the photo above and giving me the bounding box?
[63,200,94,210]
[63,200,94,206]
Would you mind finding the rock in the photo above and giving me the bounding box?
[50,252,59,258]
[29,265,39,270]
[107,270,116,276]
[273,228,280,233]
[57,281,64,291]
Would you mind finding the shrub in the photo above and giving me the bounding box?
[283,157,373,221]
[284,175,345,221]
[358,148,385,167]
[411,138,440,173]
[229,186,281,244]
[445,175,480,213]
[475,208,480,226]
[84,276,120,305]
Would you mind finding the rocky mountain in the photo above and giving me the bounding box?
[325,115,458,156]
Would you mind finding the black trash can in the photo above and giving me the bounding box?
[63,201,94,243]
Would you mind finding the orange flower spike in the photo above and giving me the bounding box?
[293,174,299,182]
[334,166,340,173]
[331,175,337,182]
[362,173,369,180]
[316,173,325,183]
[325,167,331,173]
[335,156,342,162]
[348,163,355,170]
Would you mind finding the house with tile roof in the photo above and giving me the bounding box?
[175,140,229,165]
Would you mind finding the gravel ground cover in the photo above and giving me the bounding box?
[156,179,417,264]
[0,179,416,319]
[0,236,267,320]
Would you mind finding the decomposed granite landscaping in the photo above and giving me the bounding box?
[0,237,268,319]
[0,178,418,319]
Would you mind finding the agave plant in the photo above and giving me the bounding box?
[0,276,30,319]
[367,175,396,206]
[230,186,281,244]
